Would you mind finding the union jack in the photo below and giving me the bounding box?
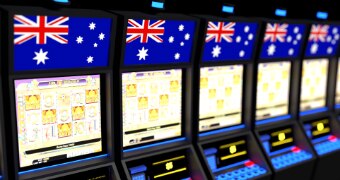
[205,22,235,43]
[126,19,165,43]
[309,24,329,42]
[264,23,288,42]
[14,15,69,45]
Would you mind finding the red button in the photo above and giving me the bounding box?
[245,160,255,167]
[328,135,337,142]
[291,146,301,153]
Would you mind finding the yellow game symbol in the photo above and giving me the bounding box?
[317,123,324,131]
[200,77,208,88]
[126,84,137,97]
[282,70,288,79]
[149,109,159,121]
[275,82,281,89]
[278,133,286,141]
[269,93,275,102]
[225,87,232,96]
[209,89,216,98]
[306,78,310,86]
[258,72,262,82]
[217,100,224,109]
[72,106,85,120]
[159,94,169,106]
[138,97,149,109]
[170,80,180,92]
[86,89,99,104]
[57,123,72,138]
[25,95,41,110]
[229,145,237,154]
[263,83,268,92]
[310,87,315,95]
[42,109,57,124]
[233,75,240,84]
[166,162,173,171]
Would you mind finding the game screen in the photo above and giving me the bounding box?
[261,127,294,152]
[128,150,190,180]
[336,59,340,105]
[304,119,331,140]
[199,65,243,132]
[15,75,103,169]
[300,59,328,112]
[256,61,291,120]
[203,138,248,168]
[122,69,182,148]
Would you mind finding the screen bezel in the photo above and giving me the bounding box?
[260,125,295,153]
[11,73,109,172]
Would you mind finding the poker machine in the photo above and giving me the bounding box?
[191,14,272,180]
[298,22,340,180]
[253,19,317,180]
[0,6,120,179]
[111,11,206,180]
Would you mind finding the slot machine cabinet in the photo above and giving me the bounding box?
[111,11,206,180]
[253,19,317,180]
[191,15,272,180]
[0,6,120,179]
[298,22,340,180]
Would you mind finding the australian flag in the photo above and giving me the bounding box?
[202,21,258,62]
[14,14,112,71]
[305,24,340,57]
[123,19,196,65]
[260,23,306,59]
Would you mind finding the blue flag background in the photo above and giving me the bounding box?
[14,15,112,71]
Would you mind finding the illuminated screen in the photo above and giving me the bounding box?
[256,61,291,120]
[122,69,182,148]
[127,150,190,180]
[261,127,294,152]
[15,75,102,168]
[199,65,243,132]
[203,138,248,168]
[300,59,328,112]
[336,59,340,105]
[304,119,331,139]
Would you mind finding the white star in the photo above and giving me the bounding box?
[294,27,299,33]
[244,26,250,33]
[287,36,292,43]
[94,43,98,47]
[332,40,337,45]
[267,44,276,56]
[296,34,302,40]
[184,33,190,40]
[87,56,94,63]
[327,36,332,42]
[174,53,180,60]
[33,49,49,65]
[76,36,83,44]
[89,22,96,30]
[335,34,340,40]
[248,34,254,40]
[137,47,148,60]
[211,45,221,58]
[180,42,184,46]
[293,40,298,45]
[327,47,333,54]
[178,24,184,31]
[288,48,294,55]
[98,33,105,40]
[236,36,241,43]
[169,36,174,43]
[333,28,338,34]
[239,50,245,57]
[310,43,318,54]
[244,41,249,46]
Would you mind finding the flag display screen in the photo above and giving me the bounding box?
[14,15,112,71]
[127,150,190,180]
[260,23,306,59]
[202,21,258,61]
[199,65,242,132]
[300,59,328,112]
[261,127,294,152]
[304,119,331,139]
[122,69,182,148]
[256,61,291,120]
[335,59,340,105]
[15,75,103,168]
[305,24,340,57]
[123,19,196,65]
